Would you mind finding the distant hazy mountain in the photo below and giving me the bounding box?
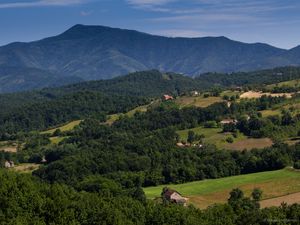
[0,66,82,93]
[0,24,300,93]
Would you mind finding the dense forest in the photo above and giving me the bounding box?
[1,68,300,224]
[1,169,299,225]
[2,67,300,138]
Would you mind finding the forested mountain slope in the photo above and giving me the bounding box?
[1,24,300,92]
[2,67,300,138]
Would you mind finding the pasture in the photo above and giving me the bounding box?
[175,96,223,108]
[224,138,273,151]
[41,120,82,134]
[49,136,67,144]
[176,126,269,149]
[144,168,300,208]
[266,79,300,89]
[240,91,292,99]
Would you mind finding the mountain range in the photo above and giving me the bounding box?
[1,24,300,93]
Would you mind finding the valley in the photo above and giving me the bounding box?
[2,1,300,223]
[1,68,300,224]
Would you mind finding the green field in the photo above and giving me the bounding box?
[177,126,247,148]
[11,163,40,173]
[175,96,223,108]
[126,104,149,116]
[266,79,300,89]
[144,168,300,208]
[41,120,82,134]
[49,136,68,144]
[106,102,156,125]
[260,109,281,117]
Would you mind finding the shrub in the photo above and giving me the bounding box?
[294,161,300,169]
[226,137,234,143]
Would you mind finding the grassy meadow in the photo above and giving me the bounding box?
[41,120,82,135]
[144,168,300,208]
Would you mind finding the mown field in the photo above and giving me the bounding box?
[11,163,40,173]
[41,120,82,134]
[144,168,300,208]
[106,102,155,125]
[266,79,300,89]
[176,126,273,150]
[175,96,223,108]
[49,136,68,144]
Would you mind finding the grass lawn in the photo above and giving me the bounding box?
[144,168,300,208]
[41,120,82,134]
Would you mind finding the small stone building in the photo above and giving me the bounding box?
[162,187,187,205]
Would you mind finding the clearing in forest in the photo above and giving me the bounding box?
[41,120,82,134]
[175,96,223,108]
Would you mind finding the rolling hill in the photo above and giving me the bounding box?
[1,24,300,92]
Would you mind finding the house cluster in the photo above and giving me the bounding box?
[162,187,187,206]
[220,118,238,125]
[4,160,15,168]
[176,142,203,148]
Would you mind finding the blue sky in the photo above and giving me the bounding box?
[0,0,299,49]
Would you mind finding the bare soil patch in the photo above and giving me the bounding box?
[260,192,300,208]
[0,146,17,153]
[240,91,292,99]
[225,138,273,150]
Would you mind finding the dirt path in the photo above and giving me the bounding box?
[260,192,300,208]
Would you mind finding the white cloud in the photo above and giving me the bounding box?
[80,10,93,16]
[0,0,89,9]
[150,14,258,23]
[126,0,179,12]
[126,0,176,6]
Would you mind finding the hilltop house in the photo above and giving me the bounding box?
[163,95,174,101]
[162,187,187,205]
